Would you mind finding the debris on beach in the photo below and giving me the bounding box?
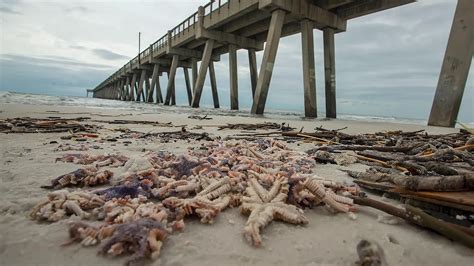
[355,239,388,266]
[55,153,128,167]
[119,127,214,142]
[187,115,212,120]
[93,119,173,127]
[301,129,474,221]
[30,190,105,222]
[54,143,90,151]
[29,131,474,264]
[41,167,113,189]
[218,122,295,131]
[0,117,99,133]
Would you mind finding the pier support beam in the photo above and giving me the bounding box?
[191,57,198,91]
[428,0,473,127]
[248,49,258,98]
[229,44,239,110]
[323,27,337,118]
[209,61,220,108]
[183,67,193,105]
[301,19,317,117]
[137,70,147,102]
[129,73,137,101]
[165,55,179,106]
[144,72,151,102]
[191,39,215,108]
[150,64,163,104]
[148,65,159,103]
[251,9,285,114]
[124,76,130,101]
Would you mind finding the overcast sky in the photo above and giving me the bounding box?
[0,0,472,122]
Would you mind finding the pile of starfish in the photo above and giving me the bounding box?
[31,139,360,265]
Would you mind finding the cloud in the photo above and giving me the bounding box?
[70,45,87,50]
[65,6,89,13]
[92,48,129,61]
[0,56,112,97]
[0,54,114,70]
[0,6,22,15]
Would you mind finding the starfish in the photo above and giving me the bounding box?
[99,218,169,266]
[240,177,308,247]
[162,177,232,223]
[165,155,205,178]
[302,178,354,213]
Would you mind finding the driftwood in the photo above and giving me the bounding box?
[187,115,212,120]
[352,196,474,248]
[119,127,214,142]
[345,170,474,192]
[93,119,173,127]
[0,117,99,133]
[219,122,294,131]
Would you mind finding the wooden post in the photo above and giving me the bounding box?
[209,61,220,108]
[191,39,215,107]
[130,73,137,101]
[183,67,192,105]
[428,0,473,127]
[137,70,146,102]
[301,20,317,117]
[248,49,258,98]
[229,44,239,110]
[324,27,337,118]
[251,9,285,114]
[165,55,179,105]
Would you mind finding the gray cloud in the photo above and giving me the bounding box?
[65,6,89,13]
[0,56,111,97]
[1,54,114,70]
[0,6,22,15]
[92,49,129,61]
[70,45,87,50]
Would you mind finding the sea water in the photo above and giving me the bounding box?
[0,91,469,127]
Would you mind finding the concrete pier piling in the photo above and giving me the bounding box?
[93,0,454,122]
[428,0,474,127]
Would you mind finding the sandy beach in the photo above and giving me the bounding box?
[0,102,472,266]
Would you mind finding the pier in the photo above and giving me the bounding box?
[92,0,473,127]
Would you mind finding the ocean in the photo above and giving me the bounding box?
[0,91,467,127]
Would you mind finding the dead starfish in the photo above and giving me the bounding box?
[41,167,113,189]
[162,177,232,223]
[240,177,308,247]
[99,218,168,266]
[30,190,105,222]
[302,178,355,213]
[63,221,116,247]
[165,155,202,178]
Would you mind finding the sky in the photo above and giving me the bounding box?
[0,0,472,122]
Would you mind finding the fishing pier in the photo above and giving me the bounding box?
[92,0,473,127]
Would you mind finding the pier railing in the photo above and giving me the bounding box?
[95,0,236,92]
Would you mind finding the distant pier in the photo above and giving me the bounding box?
[92,0,473,127]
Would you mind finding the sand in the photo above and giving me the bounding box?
[0,102,472,266]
